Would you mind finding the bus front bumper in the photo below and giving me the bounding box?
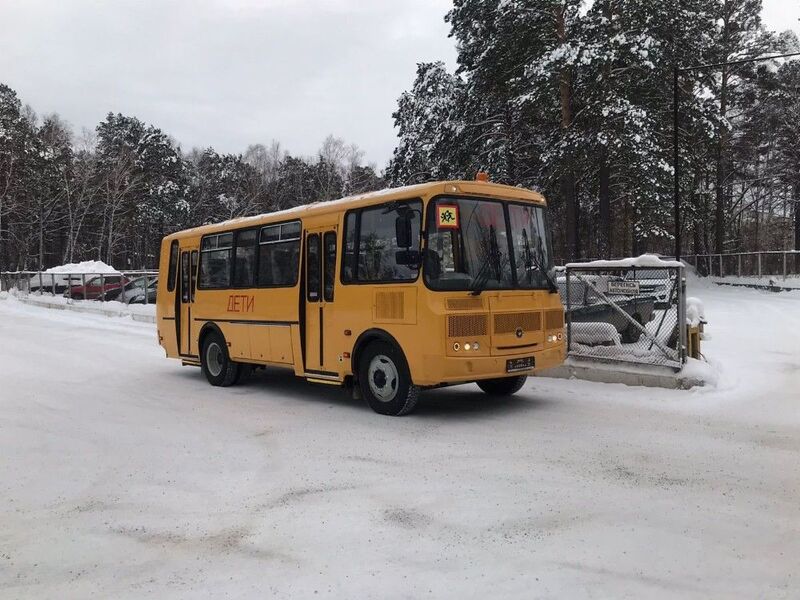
[417,343,566,386]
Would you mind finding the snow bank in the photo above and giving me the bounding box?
[7,291,155,323]
[567,253,682,269]
[680,357,718,387]
[708,275,800,290]
[44,260,119,274]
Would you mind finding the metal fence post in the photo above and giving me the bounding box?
[51,273,56,297]
[783,252,787,280]
[38,271,43,295]
[81,273,86,300]
[738,254,742,278]
[565,268,572,354]
[143,274,148,305]
[758,253,762,278]
[100,274,105,302]
[719,254,724,277]
[678,266,687,365]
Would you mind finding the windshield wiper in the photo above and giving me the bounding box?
[521,229,558,293]
[531,252,559,293]
[469,259,493,296]
[469,225,501,296]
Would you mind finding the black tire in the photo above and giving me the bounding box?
[477,375,527,396]
[622,315,643,343]
[357,340,419,416]
[201,331,240,387]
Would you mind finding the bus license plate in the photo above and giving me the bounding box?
[506,357,535,373]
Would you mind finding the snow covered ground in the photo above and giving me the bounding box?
[1,279,798,599]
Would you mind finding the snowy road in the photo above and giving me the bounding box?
[1,282,799,599]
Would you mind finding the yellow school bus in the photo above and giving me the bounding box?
[156,179,565,415]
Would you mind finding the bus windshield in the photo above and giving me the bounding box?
[424,197,553,292]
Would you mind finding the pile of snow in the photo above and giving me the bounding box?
[44,260,119,274]
[570,322,620,346]
[567,254,682,269]
[686,296,706,326]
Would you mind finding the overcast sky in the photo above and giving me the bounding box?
[1,0,798,168]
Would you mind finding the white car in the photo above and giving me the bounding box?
[117,276,158,304]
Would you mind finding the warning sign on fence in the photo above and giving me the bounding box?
[607,280,640,295]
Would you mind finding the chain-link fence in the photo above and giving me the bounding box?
[686,251,800,280]
[560,264,685,370]
[0,270,159,305]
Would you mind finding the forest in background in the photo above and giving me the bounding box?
[389,0,800,261]
[1,0,799,270]
[0,91,383,271]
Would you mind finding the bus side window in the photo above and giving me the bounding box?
[342,212,356,282]
[167,240,179,292]
[234,230,257,287]
[307,234,321,302]
[323,231,336,302]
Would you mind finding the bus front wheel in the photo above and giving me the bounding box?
[358,340,419,416]
[201,331,240,387]
[477,375,527,396]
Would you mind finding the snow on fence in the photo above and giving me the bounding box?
[0,268,159,305]
[562,257,686,370]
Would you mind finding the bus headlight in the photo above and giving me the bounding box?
[453,342,460,351]
[464,343,471,351]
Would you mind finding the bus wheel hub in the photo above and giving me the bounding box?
[368,355,398,402]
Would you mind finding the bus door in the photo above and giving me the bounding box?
[304,227,338,374]
[178,247,199,356]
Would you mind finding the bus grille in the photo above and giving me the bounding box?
[494,312,542,334]
[446,297,484,311]
[545,309,564,330]
[448,314,488,337]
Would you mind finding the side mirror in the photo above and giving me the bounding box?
[395,250,421,267]
[395,213,413,249]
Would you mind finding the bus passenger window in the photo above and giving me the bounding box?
[323,231,336,302]
[199,232,233,289]
[167,240,179,292]
[342,212,356,283]
[307,234,320,302]
[234,230,257,287]
[258,221,301,287]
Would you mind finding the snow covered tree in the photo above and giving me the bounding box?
[387,61,466,185]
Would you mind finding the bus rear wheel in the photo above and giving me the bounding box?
[358,340,419,416]
[201,331,240,387]
[477,375,527,396]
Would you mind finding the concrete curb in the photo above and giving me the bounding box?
[14,295,156,324]
[539,357,704,390]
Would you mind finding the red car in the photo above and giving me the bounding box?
[64,274,130,300]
